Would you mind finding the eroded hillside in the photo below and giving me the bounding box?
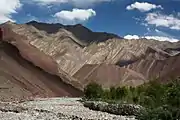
[0,21,180,101]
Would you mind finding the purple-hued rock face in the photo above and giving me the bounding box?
[0,28,3,40]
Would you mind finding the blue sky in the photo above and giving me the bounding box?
[1,0,180,42]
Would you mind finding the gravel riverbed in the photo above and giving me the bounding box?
[0,98,136,120]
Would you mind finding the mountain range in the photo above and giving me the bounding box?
[0,21,180,101]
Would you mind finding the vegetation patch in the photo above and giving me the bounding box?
[83,78,180,120]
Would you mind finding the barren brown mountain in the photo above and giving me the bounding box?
[0,21,180,101]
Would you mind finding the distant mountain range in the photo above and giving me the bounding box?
[0,21,180,101]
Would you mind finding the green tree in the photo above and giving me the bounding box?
[109,86,116,99]
[102,89,111,100]
[84,82,103,100]
[116,86,128,100]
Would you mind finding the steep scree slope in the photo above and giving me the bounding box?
[0,24,82,102]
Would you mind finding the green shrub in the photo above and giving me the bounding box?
[116,86,128,100]
[109,86,117,99]
[136,105,180,120]
[102,89,111,100]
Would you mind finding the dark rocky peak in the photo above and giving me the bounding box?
[65,24,121,44]
[27,21,64,34]
[26,21,121,45]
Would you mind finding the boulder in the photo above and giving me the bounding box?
[83,101,143,116]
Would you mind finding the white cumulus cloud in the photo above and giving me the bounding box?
[54,8,96,24]
[31,0,112,7]
[144,36,179,42]
[31,0,68,4]
[0,0,22,23]
[126,2,163,12]
[124,35,140,40]
[178,12,180,17]
[124,35,179,42]
[145,13,180,30]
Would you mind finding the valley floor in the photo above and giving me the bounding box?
[0,98,135,120]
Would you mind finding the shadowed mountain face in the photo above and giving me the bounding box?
[0,21,180,101]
